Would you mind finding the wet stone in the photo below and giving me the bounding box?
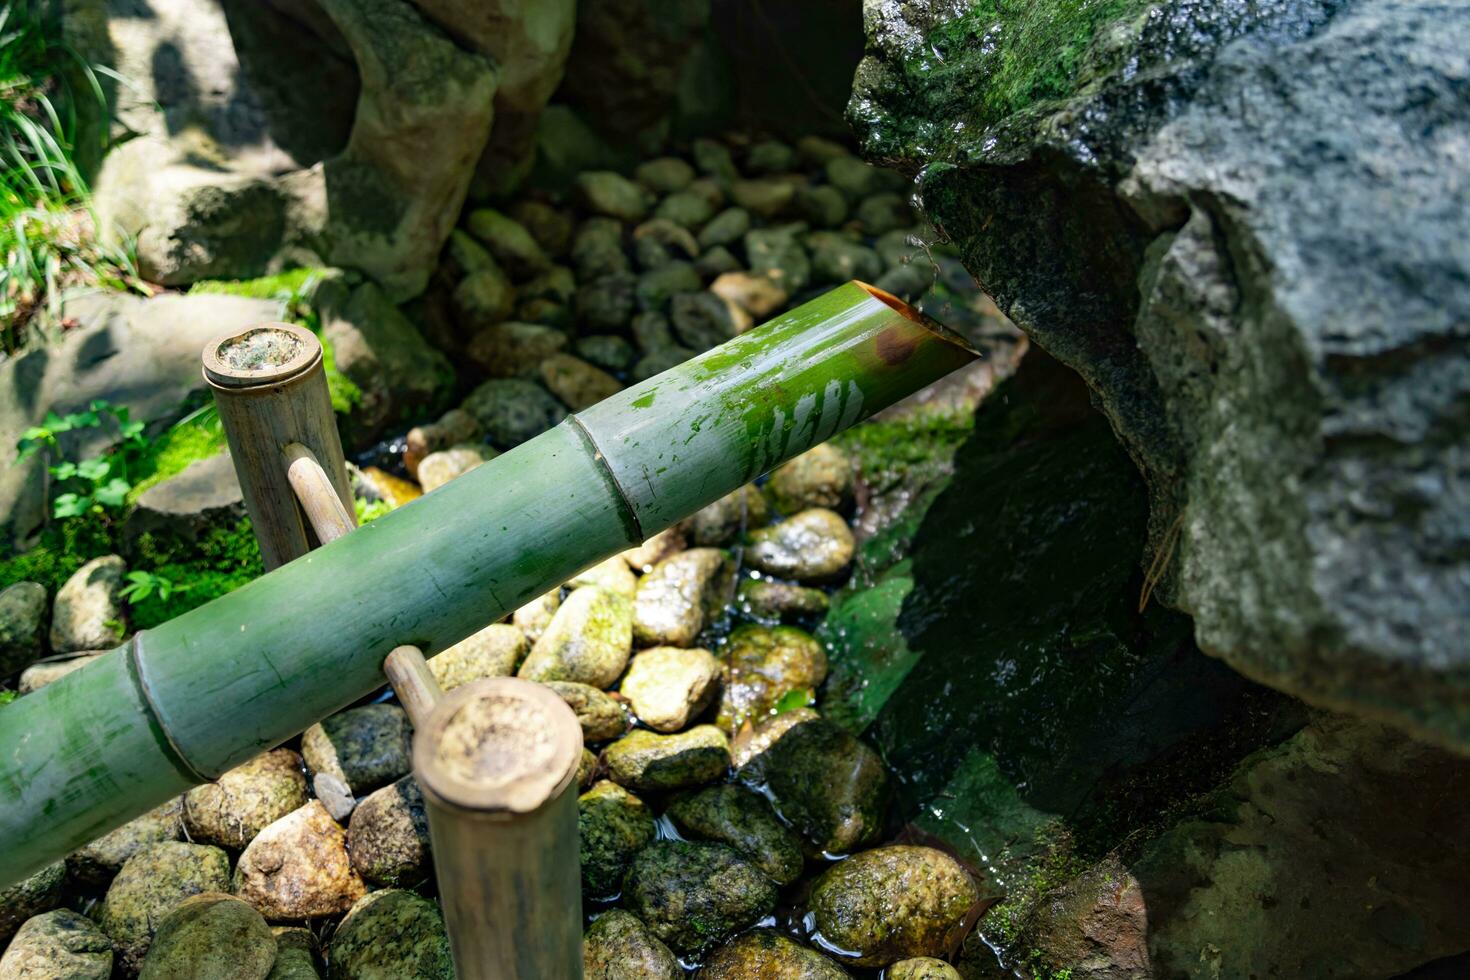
[729,178,796,219]
[576,272,637,332]
[738,580,830,621]
[577,748,600,789]
[0,862,63,944]
[416,444,495,492]
[697,208,751,250]
[770,444,854,514]
[670,291,738,350]
[711,270,789,320]
[583,909,680,980]
[889,957,964,979]
[183,748,310,850]
[518,585,634,689]
[404,408,482,478]
[137,893,275,980]
[540,353,622,411]
[347,776,431,888]
[745,139,796,175]
[461,378,566,447]
[99,842,232,973]
[717,624,827,734]
[796,135,849,166]
[874,263,935,303]
[327,890,452,980]
[452,266,516,327]
[731,707,819,768]
[465,208,550,280]
[633,345,695,381]
[50,555,126,653]
[512,589,560,644]
[806,846,980,967]
[808,233,884,286]
[509,200,573,257]
[692,139,739,184]
[746,509,855,582]
[795,184,849,229]
[0,909,113,979]
[653,190,717,230]
[635,157,696,194]
[695,245,743,280]
[623,841,778,958]
[631,310,676,352]
[668,784,805,886]
[546,681,631,742]
[466,321,567,377]
[856,193,912,236]
[620,646,722,733]
[687,487,771,547]
[605,725,731,792]
[633,548,734,648]
[634,218,699,265]
[740,716,888,856]
[577,334,636,373]
[234,801,367,921]
[0,582,46,675]
[67,798,183,886]
[577,780,656,900]
[636,262,702,312]
[623,526,688,572]
[572,217,631,280]
[301,704,412,796]
[428,622,527,690]
[267,926,321,980]
[697,929,851,979]
[575,171,653,223]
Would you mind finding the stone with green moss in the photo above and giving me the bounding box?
[301,704,412,796]
[740,715,888,855]
[655,190,718,230]
[582,909,680,980]
[575,172,653,223]
[716,625,827,732]
[327,890,452,980]
[0,861,63,944]
[737,580,829,621]
[623,841,778,958]
[744,227,810,293]
[428,623,527,690]
[183,748,309,850]
[99,842,232,973]
[686,486,770,546]
[547,681,631,743]
[667,784,804,886]
[0,582,47,675]
[462,379,567,448]
[795,184,849,229]
[138,893,276,980]
[769,444,854,515]
[698,929,851,979]
[619,646,721,733]
[746,509,854,583]
[635,262,701,313]
[518,586,633,689]
[346,776,431,888]
[465,208,550,280]
[266,926,319,979]
[633,547,734,648]
[604,726,730,792]
[696,208,751,250]
[888,956,963,979]
[572,217,631,280]
[808,233,884,287]
[68,798,184,886]
[509,201,574,258]
[635,157,696,194]
[0,909,113,979]
[807,846,979,967]
[577,780,655,899]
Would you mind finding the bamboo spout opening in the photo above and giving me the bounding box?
[203,322,320,389]
[853,279,981,356]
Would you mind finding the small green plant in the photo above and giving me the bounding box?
[0,689,15,706]
[119,569,189,605]
[16,398,148,519]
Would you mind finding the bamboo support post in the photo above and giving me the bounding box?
[414,678,585,979]
[0,282,977,887]
[202,322,354,569]
[383,645,442,727]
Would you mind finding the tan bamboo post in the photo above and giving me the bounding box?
[413,677,585,979]
[282,442,356,544]
[383,645,442,727]
[202,322,354,569]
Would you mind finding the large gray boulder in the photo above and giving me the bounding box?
[851,0,1470,749]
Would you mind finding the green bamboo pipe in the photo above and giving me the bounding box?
[0,282,975,888]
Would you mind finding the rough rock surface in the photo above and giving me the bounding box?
[850,0,1470,747]
[0,582,47,675]
[327,889,452,979]
[0,863,63,944]
[698,930,851,979]
[67,799,185,886]
[582,910,680,980]
[99,843,232,973]
[622,841,779,958]
[137,893,276,980]
[49,555,126,653]
[301,703,413,796]
[346,776,432,887]
[183,749,310,850]
[0,909,113,979]
[233,802,367,920]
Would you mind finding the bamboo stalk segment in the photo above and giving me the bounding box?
[283,442,357,545]
[383,645,442,728]
[413,678,584,979]
[202,322,353,569]
[0,282,977,887]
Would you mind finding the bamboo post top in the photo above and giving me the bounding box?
[414,678,583,817]
[202,322,320,390]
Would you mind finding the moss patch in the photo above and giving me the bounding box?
[126,518,263,629]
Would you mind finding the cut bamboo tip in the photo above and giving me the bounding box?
[202,322,321,389]
[413,677,584,817]
[852,279,982,356]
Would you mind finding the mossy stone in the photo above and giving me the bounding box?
[540,354,623,411]
[716,625,828,732]
[632,548,734,648]
[737,580,829,621]
[670,291,738,351]
[66,798,183,886]
[461,378,567,448]
[635,157,696,194]
[0,581,46,675]
[623,841,778,957]
[301,704,412,796]
[138,893,276,980]
[346,776,431,887]
[466,321,567,378]
[687,486,771,546]
[518,585,633,689]
[428,623,527,690]
[855,194,912,236]
[654,190,717,229]
[575,171,653,223]
[577,781,656,900]
[99,842,232,973]
[729,178,796,219]
[808,233,884,286]
[746,509,855,582]
[889,957,963,979]
[807,846,980,967]
[267,927,321,979]
[582,909,680,980]
[740,716,888,855]
[572,217,630,280]
[697,208,751,250]
[464,208,549,280]
[568,556,639,600]
[576,273,637,331]
[0,862,63,944]
[745,140,796,176]
[577,334,637,373]
[183,748,309,850]
[327,890,452,980]
[547,681,631,743]
[744,227,811,293]
[668,784,805,886]
[697,929,851,978]
[795,185,849,229]
[619,646,721,733]
[635,262,702,312]
[604,726,731,792]
[0,909,112,979]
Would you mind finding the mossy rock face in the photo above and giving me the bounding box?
[604,725,731,792]
[577,781,656,900]
[327,890,452,980]
[698,929,851,979]
[667,784,805,886]
[346,776,432,888]
[807,846,980,968]
[301,704,412,796]
[715,625,827,733]
[183,748,309,850]
[740,716,888,856]
[0,861,64,943]
[582,910,680,980]
[518,585,634,689]
[0,908,113,979]
[546,681,631,743]
[622,841,779,958]
[137,893,276,980]
[266,926,320,979]
[99,842,232,973]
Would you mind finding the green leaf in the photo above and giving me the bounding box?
[52,493,89,518]
[773,687,814,716]
[75,456,110,481]
[92,477,131,508]
[49,460,77,480]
